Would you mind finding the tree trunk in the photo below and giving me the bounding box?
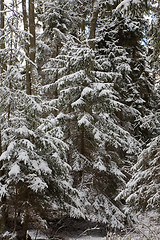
[0,127,2,156]
[8,2,14,121]
[29,0,36,94]
[80,124,85,155]
[22,0,31,95]
[80,3,86,34]
[88,0,99,49]
[0,128,8,232]
[0,0,7,72]
[14,184,18,232]
[0,2,8,226]
[24,206,29,240]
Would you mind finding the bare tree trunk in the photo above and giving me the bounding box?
[0,131,8,233]
[8,2,14,121]
[14,184,18,232]
[0,127,2,156]
[0,2,8,229]
[0,0,3,156]
[24,204,29,240]
[79,2,86,34]
[80,124,85,155]
[22,0,31,95]
[88,0,99,49]
[0,125,3,178]
[0,0,7,72]
[29,0,36,63]
[29,0,36,94]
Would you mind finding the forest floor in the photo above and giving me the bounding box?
[68,211,160,240]
[28,211,160,240]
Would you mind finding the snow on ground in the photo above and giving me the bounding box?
[27,211,159,240]
[28,230,49,240]
[69,237,105,240]
[69,211,160,240]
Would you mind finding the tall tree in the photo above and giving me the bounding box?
[29,0,36,93]
[36,0,156,230]
[0,1,82,238]
[41,30,143,227]
[116,0,160,219]
[88,0,100,49]
[0,0,159,237]
[117,108,160,215]
[0,0,6,72]
[22,0,31,95]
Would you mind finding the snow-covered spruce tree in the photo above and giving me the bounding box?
[36,0,80,59]
[0,87,81,237]
[149,0,160,88]
[41,34,143,228]
[28,0,155,231]
[96,20,152,188]
[0,1,81,238]
[117,109,160,215]
[98,14,154,131]
[0,0,23,233]
[36,0,152,230]
[116,2,160,217]
[115,0,150,17]
[94,4,159,227]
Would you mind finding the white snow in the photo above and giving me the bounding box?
[39,160,52,174]
[78,116,90,127]
[9,163,20,176]
[18,150,29,164]
[94,83,106,91]
[21,139,35,151]
[28,230,49,240]
[115,0,141,12]
[68,211,160,240]
[94,161,106,171]
[31,160,52,174]
[16,126,29,135]
[81,87,93,97]
[72,98,85,108]
[0,184,7,199]
[69,237,105,240]
[29,175,48,192]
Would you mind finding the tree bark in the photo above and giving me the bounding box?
[22,0,31,95]
[80,124,85,155]
[0,3,8,230]
[29,0,36,94]
[14,184,18,232]
[0,132,8,233]
[88,0,99,49]
[0,0,7,72]
[0,127,2,156]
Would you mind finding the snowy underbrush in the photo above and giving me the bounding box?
[1,211,159,240]
[68,211,160,240]
[123,211,160,240]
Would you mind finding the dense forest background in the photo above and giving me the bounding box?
[0,0,160,239]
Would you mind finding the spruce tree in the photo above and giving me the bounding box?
[117,106,160,215]
[36,0,156,230]
[116,1,160,218]
[0,1,81,238]
[0,0,158,237]
[41,30,142,228]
